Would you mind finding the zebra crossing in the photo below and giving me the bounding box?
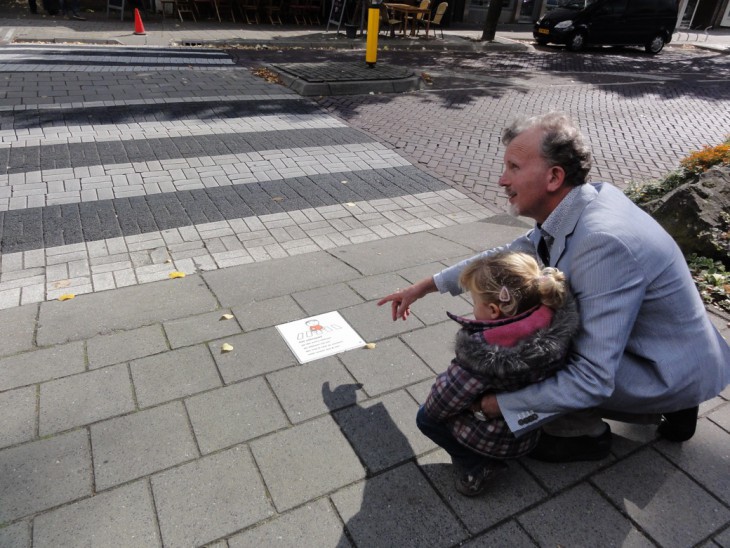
[0,44,493,308]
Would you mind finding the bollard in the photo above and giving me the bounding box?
[365,0,382,67]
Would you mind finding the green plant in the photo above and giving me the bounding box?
[687,254,730,314]
[625,137,730,207]
[625,138,730,313]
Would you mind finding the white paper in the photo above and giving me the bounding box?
[276,311,366,364]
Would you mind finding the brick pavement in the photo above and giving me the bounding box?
[0,44,495,307]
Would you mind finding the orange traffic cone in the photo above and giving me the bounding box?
[134,8,146,35]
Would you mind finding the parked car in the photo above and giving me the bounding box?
[533,0,678,53]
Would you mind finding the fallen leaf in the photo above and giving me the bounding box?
[251,67,284,85]
[221,343,234,353]
[421,72,433,85]
[220,313,234,320]
[169,271,186,279]
[346,202,356,207]
[364,342,376,349]
[58,293,75,301]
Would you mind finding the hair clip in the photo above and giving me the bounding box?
[499,286,510,302]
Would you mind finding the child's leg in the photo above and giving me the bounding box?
[416,405,506,496]
[416,405,485,469]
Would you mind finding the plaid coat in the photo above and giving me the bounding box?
[424,293,579,459]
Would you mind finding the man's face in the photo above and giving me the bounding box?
[499,127,555,224]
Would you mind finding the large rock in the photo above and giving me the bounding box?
[642,165,730,263]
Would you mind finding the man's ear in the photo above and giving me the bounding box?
[546,165,566,191]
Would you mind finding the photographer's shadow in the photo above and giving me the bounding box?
[322,381,464,547]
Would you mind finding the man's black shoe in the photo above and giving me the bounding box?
[529,424,611,463]
[657,406,698,442]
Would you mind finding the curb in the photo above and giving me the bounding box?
[172,35,530,53]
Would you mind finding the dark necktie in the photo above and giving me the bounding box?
[537,236,550,266]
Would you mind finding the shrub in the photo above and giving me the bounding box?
[625,137,730,314]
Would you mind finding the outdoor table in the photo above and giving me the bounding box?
[383,2,430,37]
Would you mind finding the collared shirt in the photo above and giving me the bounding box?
[538,185,582,260]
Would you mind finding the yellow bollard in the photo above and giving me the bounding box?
[366,5,380,67]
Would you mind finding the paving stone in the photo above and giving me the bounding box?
[400,321,461,374]
[163,309,242,348]
[228,498,350,548]
[251,415,365,512]
[397,261,451,285]
[338,337,434,397]
[328,232,473,276]
[411,290,473,326]
[405,377,436,405]
[604,420,657,457]
[430,218,530,253]
[0,430,92,522]
[39,363,135,436]
[268,357,365,424]
[418,450,548,534]
[291,282,365,315]
[90,402,198,490]
[708,401,730,431]
[37,275,218,345]
[0,303,37,357]
[0,341,85,391]
[0,385,36,449]
[0,522,30,548]
[517,483,652,547]
[333,390,434,474]
[185,377,289,454]
[592,448,730,547]
[519,450,615,493]
[346,273,411,301]
[331,462,467,547]
[461,520,538,547]
[151,445,274,548]
[340,299,424,342]
[210,327,297,383]
[655,419,730,505]
[87,324,169,368]
[715,526,730,547]
[231,295,304,332]
[32,481,160,548]
[203,251,359,307]
[130,345,221,408]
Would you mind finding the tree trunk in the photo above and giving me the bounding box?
[480,0,503,40]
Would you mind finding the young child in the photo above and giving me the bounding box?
[416,251,579,496]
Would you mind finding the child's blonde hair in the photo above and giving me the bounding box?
[459,251,567,317]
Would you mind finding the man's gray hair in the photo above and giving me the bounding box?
[502,113,592,186]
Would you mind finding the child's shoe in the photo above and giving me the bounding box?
[454,459,507,497]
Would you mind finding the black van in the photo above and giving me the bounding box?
[533,0,678,54]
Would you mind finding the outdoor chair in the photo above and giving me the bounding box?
[210,0,236,20]
[303,0,322,24]
[379,4,402,36]
[406,0,430,31]
[263,0,282,23]
[161,0,197,20]
[418,0,447,37]
[237,0,260,23]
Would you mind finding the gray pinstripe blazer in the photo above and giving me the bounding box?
[434,183,730,436]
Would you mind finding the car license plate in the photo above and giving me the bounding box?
[538,28,549,34]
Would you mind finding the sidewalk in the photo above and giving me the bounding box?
[2,7,729,52]
[2,216,729,547]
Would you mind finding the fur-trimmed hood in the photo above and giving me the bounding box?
[448,292,580,392]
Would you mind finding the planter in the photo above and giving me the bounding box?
[345,23,358,38]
